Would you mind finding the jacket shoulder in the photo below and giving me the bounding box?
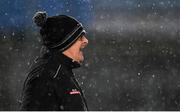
[24,58,48,85]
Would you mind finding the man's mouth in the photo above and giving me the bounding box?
[79,48,84,56]
[79,44,87,56]
[80,47,83,52]
[78,45,87,62]
[80,45,85,52]
[79,47,85,56]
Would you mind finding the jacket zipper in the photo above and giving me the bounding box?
[70,76,89,111]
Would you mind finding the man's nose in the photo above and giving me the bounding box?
[83,36,88,45]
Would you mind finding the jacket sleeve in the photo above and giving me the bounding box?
[20,75,63,111]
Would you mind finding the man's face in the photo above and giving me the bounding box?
[63,35,88,63]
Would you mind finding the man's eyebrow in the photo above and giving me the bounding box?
[79,34,84,38]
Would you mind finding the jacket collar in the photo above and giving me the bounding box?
[52,51,81,69]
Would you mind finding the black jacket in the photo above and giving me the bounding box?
[20,51,88,111]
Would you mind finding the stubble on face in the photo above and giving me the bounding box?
[63,36,88,63]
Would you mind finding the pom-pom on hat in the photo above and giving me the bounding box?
[33,11,86,52]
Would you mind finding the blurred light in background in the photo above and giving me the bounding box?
[0,0,93,30]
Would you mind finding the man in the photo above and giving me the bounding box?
[20,11,89,111]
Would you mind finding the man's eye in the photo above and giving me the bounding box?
[79,35,83,40]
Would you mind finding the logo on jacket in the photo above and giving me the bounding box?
[69,89,80,95]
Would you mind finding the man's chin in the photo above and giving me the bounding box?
[79,56,84,63]
[78,55,84,64]
[79,51,84,60]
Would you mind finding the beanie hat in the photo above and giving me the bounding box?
[33,11,86,52]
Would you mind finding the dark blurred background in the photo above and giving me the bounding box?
[1,0,180,110]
